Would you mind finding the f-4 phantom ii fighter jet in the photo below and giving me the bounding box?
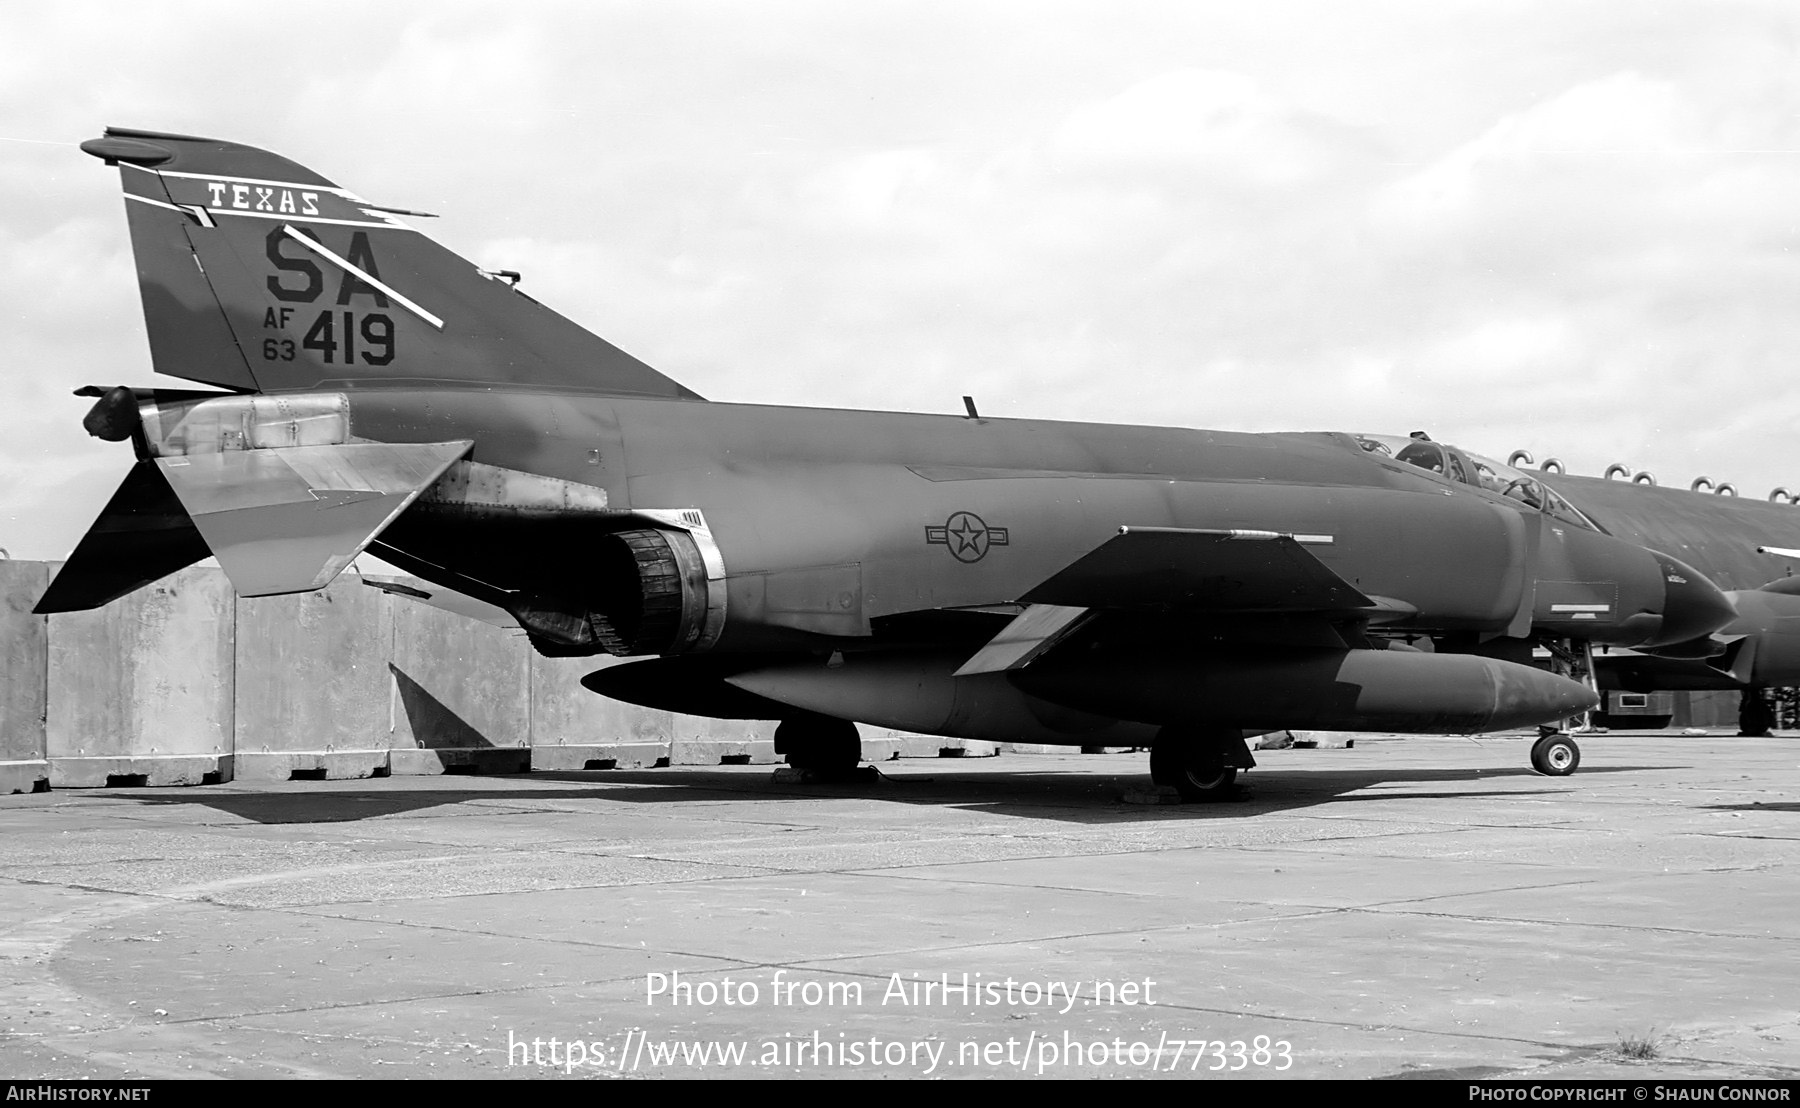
[40,127,1738,799]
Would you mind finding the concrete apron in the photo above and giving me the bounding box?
[0,734,1796,1080]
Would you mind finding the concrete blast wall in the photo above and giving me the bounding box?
[14,561,986,786]
[0,561,49,793]
[45,566,234,786]
[530,655,676,770]
[388,601,532,775]
[234,581,393,781]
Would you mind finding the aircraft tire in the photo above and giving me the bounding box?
[1149,727,1238,802]
[774,715,862,772]
[1529,734,1581,776]
[1738,687,1775,737]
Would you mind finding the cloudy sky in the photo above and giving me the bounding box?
[4,0,1800,559]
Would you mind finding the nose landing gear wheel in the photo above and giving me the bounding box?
[1530,733,1581,776]
[1149,726,1240,802]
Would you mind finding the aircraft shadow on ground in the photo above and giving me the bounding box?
[106,761,1685,826]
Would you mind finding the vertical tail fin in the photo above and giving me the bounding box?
[82,127,701,399]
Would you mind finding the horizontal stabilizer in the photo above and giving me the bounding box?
[157,440,471,597]
[33,461,211,613]
[953,604,1091,676]
[1021,526,1372,613]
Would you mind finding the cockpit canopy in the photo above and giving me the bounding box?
[1354,433,1598,530]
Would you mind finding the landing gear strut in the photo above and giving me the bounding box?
[1149,724,1251,802]
[1533,636,1596,776]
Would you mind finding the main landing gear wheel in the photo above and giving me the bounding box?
[773,715,863,778]
[1739,687,1775,737]
[1149,726,1239,802]
[1530,733,1581,776]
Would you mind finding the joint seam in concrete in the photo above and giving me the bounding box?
[1340,904,1800,942]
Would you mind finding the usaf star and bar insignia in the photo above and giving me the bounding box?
[926,511,1009,563]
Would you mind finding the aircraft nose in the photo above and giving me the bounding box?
[1643,554,1737,648]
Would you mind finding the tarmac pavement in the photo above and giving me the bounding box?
[1,732,1797,1080]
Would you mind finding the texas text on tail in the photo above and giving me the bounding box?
[41,126,1739,797]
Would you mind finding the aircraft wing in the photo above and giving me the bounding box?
[956,527,1374,677]
[1020,526,1371,612]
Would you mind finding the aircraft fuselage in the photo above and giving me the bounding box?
[343,387,1707,654]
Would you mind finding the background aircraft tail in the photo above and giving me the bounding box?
[81,127,701,399]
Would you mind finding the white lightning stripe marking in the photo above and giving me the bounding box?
[1550,603,1612,612]
[155,167,369,201]
[200,207,411,230]
[1759,545,1800,558]
[130,190,369,230]
[282,225,444,330]
[123,192,219,229]
[124,192,189,215]
[1294,534,1335,545]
